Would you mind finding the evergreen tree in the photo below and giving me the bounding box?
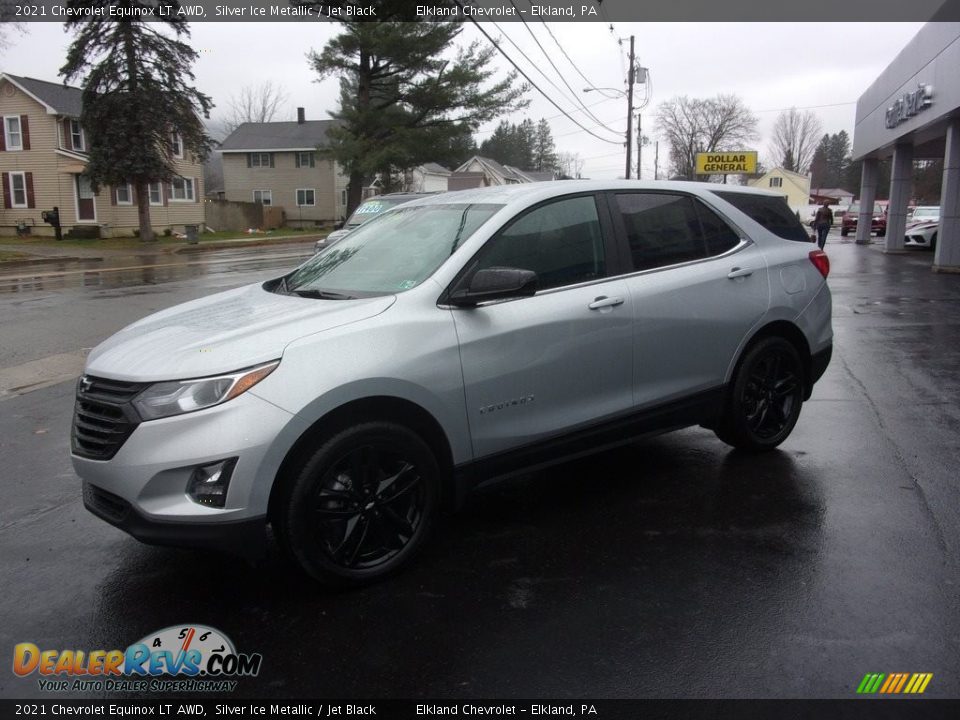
[478,118,558,171]
[306,1,527,213]
[810,131,852,191]
[60,1,213,242]
[533,119,558,172]
[782,147,796,173]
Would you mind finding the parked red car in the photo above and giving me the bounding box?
[841,203,886,237]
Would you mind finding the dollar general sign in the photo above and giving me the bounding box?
[695,151,758,174]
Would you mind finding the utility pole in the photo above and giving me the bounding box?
[625,35,635,180]
[654,141,659,180]
[637,113,643,179]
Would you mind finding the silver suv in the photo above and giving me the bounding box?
[73,181,832,585]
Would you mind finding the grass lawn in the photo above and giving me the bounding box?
[0,250,30,262]
[0,227,327,252]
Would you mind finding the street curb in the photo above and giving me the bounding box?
[172,235,323,254]
[0,255,100,268]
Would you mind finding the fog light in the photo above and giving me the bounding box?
[186,458,237,508]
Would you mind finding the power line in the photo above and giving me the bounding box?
[453,1,622,146]
[510,0,622,134]
[490,20,618,137]
[554,116,626,140]
[754,100,857,114]
[537,19,621,100]
[474,96,619,136]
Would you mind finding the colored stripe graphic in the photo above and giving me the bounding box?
[857,672,932,694]
[856,673,885,694]
[893,673,910,693]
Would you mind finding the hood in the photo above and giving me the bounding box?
[907,220,938,230]
[86,283,396,381]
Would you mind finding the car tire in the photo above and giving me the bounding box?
[931,233,937,250]
[278,422,440,586]
[715,336,805,453]
[841,228,849,237]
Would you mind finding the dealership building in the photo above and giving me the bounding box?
[852,22,960,271]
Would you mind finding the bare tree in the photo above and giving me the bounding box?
[556,151,584,179]
[655,94,759,180]
[0,1,27,54]
[768,107,822,174]
[215,81,290,138]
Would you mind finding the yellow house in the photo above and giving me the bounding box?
[748,167,812,212]
[0,73,204,238]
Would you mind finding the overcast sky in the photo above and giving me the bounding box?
[1,21,925,178]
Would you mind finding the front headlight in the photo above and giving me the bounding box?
[132,361,279,421]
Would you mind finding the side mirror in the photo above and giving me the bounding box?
[334,221,345,230]
[449,267,538,307]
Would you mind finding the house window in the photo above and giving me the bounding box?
[70,119,85,151]
[253,189,272,206]
[115,183,133,205]
[297,151,315,168]
[769,177,783,188]
[171,133,183,159]
[249,153,272,168]
[4,116,22,151]
[296,188,315,206]
[148,182,163,206]
[340,190,347,207]
[9,171,28,207]
[171,177,195,201]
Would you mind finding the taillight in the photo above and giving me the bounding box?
[809,250,830,278]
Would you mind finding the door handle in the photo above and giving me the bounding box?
[727,266,755,279]
[588,296,625,310]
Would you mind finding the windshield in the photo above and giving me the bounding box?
[285,203,502,297]
[848,203,884,215]
[912,207,938,218]
[344,198,411,227]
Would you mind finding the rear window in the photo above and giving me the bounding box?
[713,191,809,242]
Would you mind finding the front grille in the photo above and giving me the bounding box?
[83,483,131,524]
[71,376,148,460]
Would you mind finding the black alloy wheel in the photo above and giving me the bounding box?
[715,336,805,452]
[280,422,440,585]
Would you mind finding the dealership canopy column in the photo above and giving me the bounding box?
[886,143,914,252]
[852,22,960,270]
[937,118,960,269]
[855,159,879,246]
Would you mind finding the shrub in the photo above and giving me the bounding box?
[64,225,100,240]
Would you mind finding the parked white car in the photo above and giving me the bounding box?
[905,206,940,249]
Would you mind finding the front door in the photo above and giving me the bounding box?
[75,175,96,221]
[452,194,634,459]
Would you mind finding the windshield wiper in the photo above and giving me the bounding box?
[291,289,357,300]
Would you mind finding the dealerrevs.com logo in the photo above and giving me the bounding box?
[13,624,262,693]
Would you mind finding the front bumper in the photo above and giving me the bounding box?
[83,482,267,558]
[73,388,297,552]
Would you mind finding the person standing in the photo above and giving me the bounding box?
[813,202,833,250]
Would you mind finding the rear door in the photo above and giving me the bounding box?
[451,193,634,459]
[608,191,770,408]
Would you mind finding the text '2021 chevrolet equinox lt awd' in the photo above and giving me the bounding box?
[73,181,832,585]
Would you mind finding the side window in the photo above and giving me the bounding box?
[475,195,605,291]
[615,193,704,271]
[695,200,741,256]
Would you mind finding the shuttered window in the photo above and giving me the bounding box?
[3,116,22,151]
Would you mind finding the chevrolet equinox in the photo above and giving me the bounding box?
[73,181,833,585]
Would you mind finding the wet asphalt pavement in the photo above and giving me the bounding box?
[0,235,958,700]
